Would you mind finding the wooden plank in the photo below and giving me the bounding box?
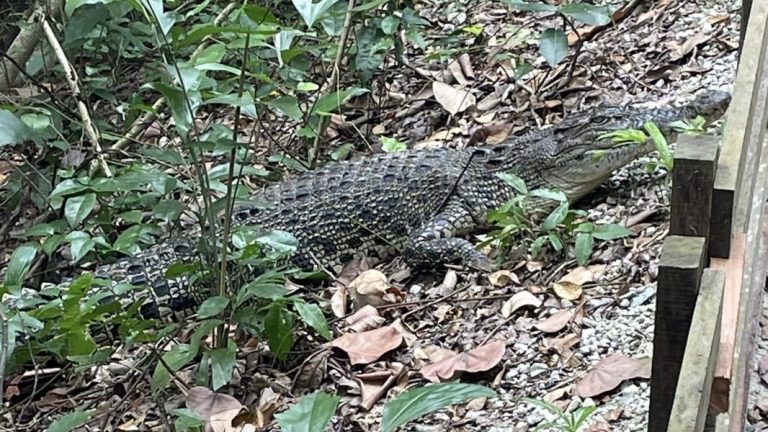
[668,268,725,432]
[670,135,719,246]
[709,233,747,413]
[710,0,768,258]
[648,235,707,432]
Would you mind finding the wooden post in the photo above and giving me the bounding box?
[711,0,768,258]
[648,236,707,432]
[669,135,719,250]
[667,268,725,432]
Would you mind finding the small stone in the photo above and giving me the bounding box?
[620,298,631,308]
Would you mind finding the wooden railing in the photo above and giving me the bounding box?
[648,2,768,431]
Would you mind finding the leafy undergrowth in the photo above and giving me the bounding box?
[0,0,736,430]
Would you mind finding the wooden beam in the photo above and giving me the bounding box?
[669,134,719,249]
[648,236,707,432]
[668,268,725,432]
[710,0,768,258]
[709,233,747,413]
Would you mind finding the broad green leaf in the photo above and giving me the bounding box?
[575,232,594,266]
[502,0,558,12]
[0,109,35,146]
[63,2,110,42]
[330,143,353,161]
[67,231,95,263]
[257,230,299,255]
[496,172,528,194]
[152,344,194,392]
[154,200,185,221]
[297,82,319,91]
[172,408,204,431]
[381,15,400,34]
[42,234,64,256]
[381,382,495,432]
[541,202,569,232]
[560,4,613,26]
[209,341,237,390]
[530,188,568,203]
[275,391,340,432]
[266,96,303,120]
[291,0,341,28]
[65,328,97,356]
[45,410,93,432]
[26,223,55,237]
[539,28,568,67]
[150,82,200,138]
[294,300,332,339]
[644,121,673,170]
[265,302,294,360]
[4,244,39,293]
[197,296,230,319]
[112,225,158,255]
[312,88,369,115]
[592,224,631,240]
[64,193,97,228]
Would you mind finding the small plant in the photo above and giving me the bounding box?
[524,397,597,432]
[480,173,630,266]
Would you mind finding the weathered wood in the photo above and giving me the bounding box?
[709,233,747,413]
[711,0,768,258]
[738,0,754,62]
[670,135,719,249]
[648,235,707,432]
[668,268,725,432]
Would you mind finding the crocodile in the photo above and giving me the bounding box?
[11,89,732,320]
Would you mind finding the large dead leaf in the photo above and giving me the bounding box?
[186,386,258,432]
[488,270,520,287]
[350,269,389,310]
[432,81,476,115]
[345,304,385,333]
[420,340,506,383]
[575,355,652,398]
[329,326,403,365]
[534,309,573,334]
[552,281,583,301]
[502,291,542,317]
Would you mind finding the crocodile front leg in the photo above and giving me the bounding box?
[403,202,494,271]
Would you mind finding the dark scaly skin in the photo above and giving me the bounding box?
[17,90,732,319]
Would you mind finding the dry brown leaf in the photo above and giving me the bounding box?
[433,81,476,115]
[672,32,711,60]
[468,123,513,145]
[433,269,458,296]
[707,14,730,25]
[390,319,417,346]
[559,266,594,286]
[552,281,583,301]
[534,309,573,333]
[602,406,624,422]
[586,421,611,432]
[421,340,506,382]
[575,355,652,398]
[526,260,545,272]
[186,386,257,432]
[329,326,403,365]
[330,286,348,318]
[356,365,404,410]
[293,351,329,392]
[346,304,385,333]
[502,291,542,318]
[542,333,581,359]
[542,385,571,403]
[458,53,475,79]
[419,345,458,363]
[350,269,389,310]
[447,61,470,86]
[488,270,520,287]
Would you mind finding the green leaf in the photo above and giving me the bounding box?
[575,232,594,266]
[297,82,319,91]
[330,143,353,161]
[64,193,97,228]
[381,136,407,152]
[541,202,569,232]
[502,0,557,12]
[496,173,528,194]
[266,96,303,120]
[154,200,185,221]
[294,300,332,339]
[381,382,495,432]
[539,28,568,67]
[275,391,340,432]
[257,230,299,255]
[592,224,631,240]
[530,188,567,203]
[26,223,55,237]
[209,341,237,390]
[264,302,294,360]
[381,15,400,34]
[45,410,93,432]
[0,109,35,146]
[152,344,194,392]
[644,121,673,170]
[197,296,230,319]
[4,244,38,293]
[312,88,369,115]
[67,231,95,263]
[515,61,534,79]
[291,0,341,29]
[560,4,613,26]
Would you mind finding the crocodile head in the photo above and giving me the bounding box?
[480,89,731,202]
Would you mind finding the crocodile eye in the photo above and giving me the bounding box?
[591,115,609,124]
